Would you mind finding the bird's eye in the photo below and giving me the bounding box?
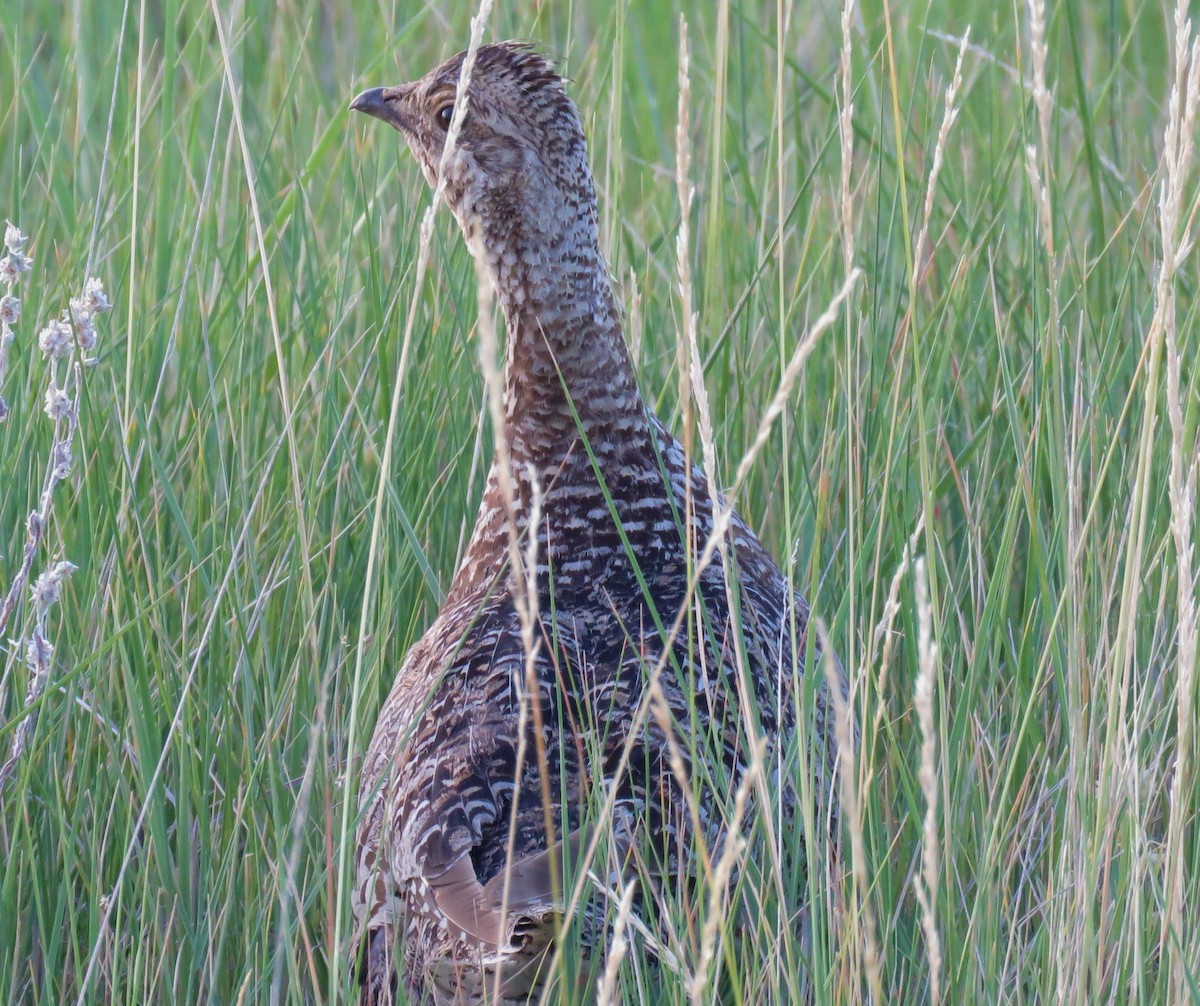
[436,104,454,130]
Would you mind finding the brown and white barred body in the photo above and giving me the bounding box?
[350,43,841,1006]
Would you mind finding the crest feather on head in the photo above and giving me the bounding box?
[434,41,566,100]
[475,41,563,91]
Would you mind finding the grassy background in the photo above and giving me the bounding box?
[1,0,1197,1002]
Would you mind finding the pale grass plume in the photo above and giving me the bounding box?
[674,16,718,502]
[1023,147,1055,274]
[1156,3,1200,994]
[686,736,764,1006]
[820,619,883,1006]
[1026,0,1053,172]
[869,516,925,739]
[913,557,943,1005]
[0,559,77,792]
[674,15,698,464]
[837,0,856,274]
[626,266,643,365]
[1024,0,1058,342]
[913,29,969,282]
[0,222,33,288]
[673,12,721,585]
[1088,2,1200,995]
[37,318,73,359]
[596,880,639,1006]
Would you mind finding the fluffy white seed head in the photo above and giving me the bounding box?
[30,560,78,611]
[52,442,72,479]
[0,294,18,325]
[3,223,28,254]
[43,382,73,421]
[70,300,98,350]
[0,223,32,286]
[24,630,53,672]
[38,318,73,359]
[0,253,32,285]
[81,278,111,315]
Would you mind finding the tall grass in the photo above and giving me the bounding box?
[0,0,1196,1003]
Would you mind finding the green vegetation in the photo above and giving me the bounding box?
[1,0,1197,1002]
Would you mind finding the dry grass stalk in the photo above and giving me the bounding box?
[334,0,494,984]
[490,469,551,1001]
[912,30,969,281]
[687,736,764,1006]
[728,273,861,498]
[674,16,728,618]
[647,676,710,880]
[1020,5,1076,983]
[820,618,883,1006]
[208,0,319,663]
[416,5,570,991]
[837,0,856,275]
[913,557,943,1005]
[1024,0,1059,347]
[869,516,925,738]
[596,880,640,1006]
[1156,4,1200,995]
[674,15,701,474]
[1027,0,1052,166]
[1093,7,1200,995]
[836,11,862,850]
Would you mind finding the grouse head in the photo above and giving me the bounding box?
[351,42,596,259]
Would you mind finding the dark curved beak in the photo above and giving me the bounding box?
[350,86,411,132]
[350,87,388,116]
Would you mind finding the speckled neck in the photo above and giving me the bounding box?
[466,151,651,483]
[446,167,667,600]
[498,241,646,470]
